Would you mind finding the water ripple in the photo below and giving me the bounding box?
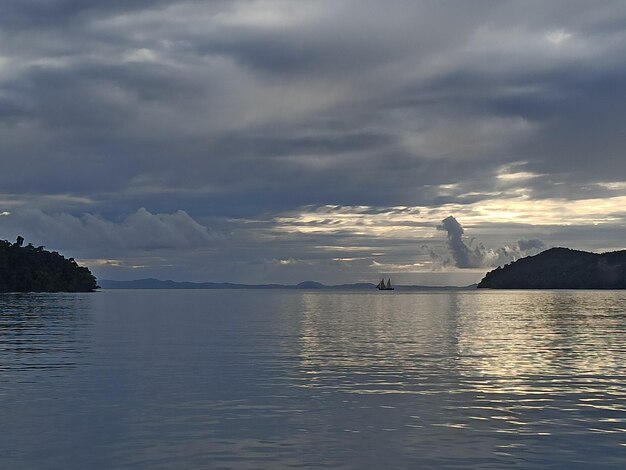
[0,289,625,469]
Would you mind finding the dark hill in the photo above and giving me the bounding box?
[0,237,98,292]
[478,247,626,289]
[296,281,325,289]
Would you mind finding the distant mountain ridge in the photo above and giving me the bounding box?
[98,278,375,290]
[99,278,476,290]
[478,247,626,289]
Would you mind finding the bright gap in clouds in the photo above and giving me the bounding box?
[274,193,626,237]
[545,29,572,45]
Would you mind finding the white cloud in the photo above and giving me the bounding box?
[546,29,572,46]
[124,48,158,63]
[496,163,545,181]
[597,181,626,191]
[218,0,320,28]
[1,208,216,253]
[369,260,429,273]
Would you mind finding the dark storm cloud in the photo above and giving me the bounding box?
[1,0,626,281]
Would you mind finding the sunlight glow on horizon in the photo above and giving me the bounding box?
[273,193,626,238]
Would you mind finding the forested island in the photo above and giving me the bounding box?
[478,247,626,289]
[0,237,98,292]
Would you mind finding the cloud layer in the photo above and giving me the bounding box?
[1,1,625,282]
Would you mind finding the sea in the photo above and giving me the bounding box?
[1,289,625,469]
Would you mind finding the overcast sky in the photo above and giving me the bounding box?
[1,0,625,285]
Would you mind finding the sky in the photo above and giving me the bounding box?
[1,0,625,285]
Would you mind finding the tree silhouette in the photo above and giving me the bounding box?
[0,237,98,292]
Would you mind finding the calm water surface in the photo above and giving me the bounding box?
[1,289,625,469]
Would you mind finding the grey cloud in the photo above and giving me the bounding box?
[0,208,216,257]
[437,216,548,269]
[0,1,625,282]
[2,0,625,211]
[437,216,484,268]
[518,238,545,251]
[0,1,180,29]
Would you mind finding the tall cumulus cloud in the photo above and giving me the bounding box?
[437,216,546,269]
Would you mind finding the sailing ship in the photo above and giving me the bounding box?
[376,278,395,290]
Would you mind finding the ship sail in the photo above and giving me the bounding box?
[376,278,394,290]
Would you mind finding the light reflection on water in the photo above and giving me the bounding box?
[0,290,625,469]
